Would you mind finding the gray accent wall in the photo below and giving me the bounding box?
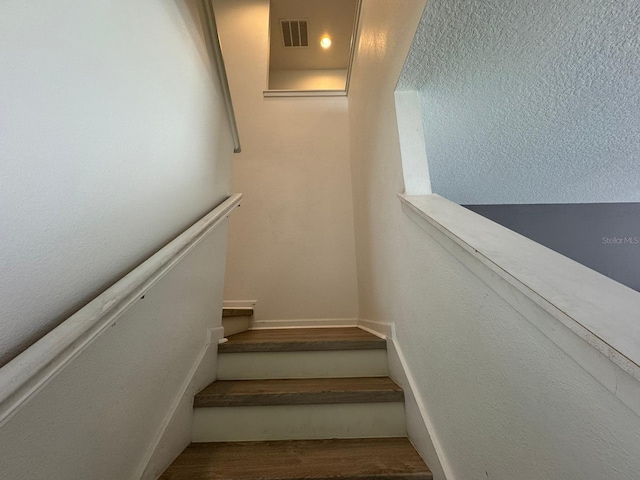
[466,204,640,292]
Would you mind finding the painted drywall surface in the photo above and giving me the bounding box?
[395,220,640,480]
[0,224,227,480]
[348,0,428,331]
[349,1,640,479]
[466,203,640,292]
[269,69,347,91]
[397,0,640,204]
[394,90,432,196]
[214,0,359,322]
[0,0,233,366]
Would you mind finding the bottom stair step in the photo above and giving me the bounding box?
[160,437,432,480]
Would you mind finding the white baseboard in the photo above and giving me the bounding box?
[385,334,453,480]
[137,326,224,479]
[251,318,358,329]
[357,319,394,339]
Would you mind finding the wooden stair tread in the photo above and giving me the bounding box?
[194,377,404,407]
[222,308,254,318]
[218,328,385,353]
[159,438,432,480]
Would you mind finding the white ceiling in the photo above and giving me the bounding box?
[269,0,358,71]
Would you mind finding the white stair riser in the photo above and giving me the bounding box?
[221,316,252,337]
[217,350,388,380]
[192,402,406,442]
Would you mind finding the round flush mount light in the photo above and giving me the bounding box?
[320,35,332,49]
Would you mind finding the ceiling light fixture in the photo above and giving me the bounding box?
[320,35,332,49]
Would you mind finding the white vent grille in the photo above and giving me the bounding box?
[280,19,308,47]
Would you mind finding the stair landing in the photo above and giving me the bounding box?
[159,437,432,480]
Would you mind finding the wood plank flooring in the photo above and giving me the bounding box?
[218,328,386,353]
[194,377,404,407]
[159,438,432,480]
[222,308,254,318]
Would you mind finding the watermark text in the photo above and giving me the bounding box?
[602,236,639,245]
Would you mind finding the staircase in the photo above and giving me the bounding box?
[160,327,432,479]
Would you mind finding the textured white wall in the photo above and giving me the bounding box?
[398,0,640,204]
[214,0,359,322]
[0,0,233,366]
[349,1,640,478]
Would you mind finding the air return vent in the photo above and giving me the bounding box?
[280,19,308,47]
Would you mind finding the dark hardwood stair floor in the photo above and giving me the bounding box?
[194,377,404,407]
[159,437,432,480]
[222,308,254,317]
[218,328,386,353]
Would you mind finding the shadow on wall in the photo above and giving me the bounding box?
[466,203,640,293]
